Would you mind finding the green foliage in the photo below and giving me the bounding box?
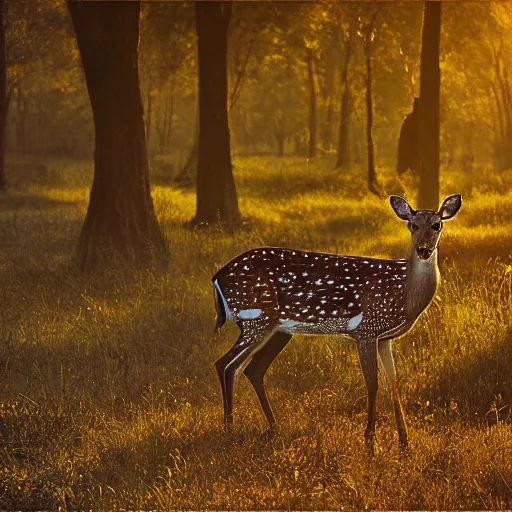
[1,156,511,508]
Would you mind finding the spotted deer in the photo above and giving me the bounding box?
[212,195,462,450]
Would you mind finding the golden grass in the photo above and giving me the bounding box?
[0,155,511,509]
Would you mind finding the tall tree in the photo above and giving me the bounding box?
[321,44,336,153]
[306,47,318,159]
[193,1,240,228]
[418,2,441,210]
[0,0,7,191]
[139,2,194,160]
[335,33,352,169]
[358,13,382,197]
[177,2,269,183]
[68,1,168,270]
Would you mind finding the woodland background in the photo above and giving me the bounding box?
[0,0,511,509]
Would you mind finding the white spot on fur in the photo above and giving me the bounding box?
[347,312,363,330]
[238,309,262,320]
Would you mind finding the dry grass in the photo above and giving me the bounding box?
[0,155,511,509]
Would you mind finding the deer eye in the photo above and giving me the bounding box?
[431,222,441,231]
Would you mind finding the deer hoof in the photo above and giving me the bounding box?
[364,431,377,456]
[398,438,409,454]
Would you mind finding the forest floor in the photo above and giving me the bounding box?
[0,155,511,509]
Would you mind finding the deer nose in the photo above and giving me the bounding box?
[416,246,433,260]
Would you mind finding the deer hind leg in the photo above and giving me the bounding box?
[378,338,408,450]
[243,331,292,428]
[215,319,277,428]
[356,339,379,452]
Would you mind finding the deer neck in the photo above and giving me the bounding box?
[405,248,440,318]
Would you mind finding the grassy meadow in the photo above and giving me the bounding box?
[0,156,511,509]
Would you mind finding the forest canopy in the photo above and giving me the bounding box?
[0,1,505,174]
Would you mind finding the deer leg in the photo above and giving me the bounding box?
[243,331,292,428]
[378,339,408,450]
[357,339,379,452]
[215,320,277,427]
[215,344,247,427]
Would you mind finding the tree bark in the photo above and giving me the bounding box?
[418,1,441,210]
[0,0,7,191]
[335,39,352,169]
[68,0,168,271]
[306,48,318,160]
[193,1,240,228]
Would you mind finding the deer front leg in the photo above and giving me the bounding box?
[357,339,379,452]
[244,331,292,429]
[215,344,248,427]
[378,338,408,450]
[215,319,277,428]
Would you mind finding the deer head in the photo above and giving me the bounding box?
[390,195,462,261]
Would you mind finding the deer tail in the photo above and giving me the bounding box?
[212,279,230,334]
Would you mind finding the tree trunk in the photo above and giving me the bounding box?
[167,85,174,153]
[492,40,512,169]
[364,41,380,197]
[306,48,318,160]
[175,104,198,184]
[0,0,7,191]
[157,97,167,154]
[146,80,152,159]
[335,39,352,169]
[275,124,285,157]
[321,47,335,152]
[193,1,240,228]
[68,1,168,271]
[397,97,419,175]
[161,82,175,155]
[323,98,333,153]
[418,1,441,210]
[15,82,26,154]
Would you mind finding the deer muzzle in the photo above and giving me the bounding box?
[416,246,433,260]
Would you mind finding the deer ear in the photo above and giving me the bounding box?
[390,195,414,221]
[438,194,462,220]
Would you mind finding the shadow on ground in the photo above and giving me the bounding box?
[0,191,76,212]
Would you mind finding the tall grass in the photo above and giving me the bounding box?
[0,156,511,508]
